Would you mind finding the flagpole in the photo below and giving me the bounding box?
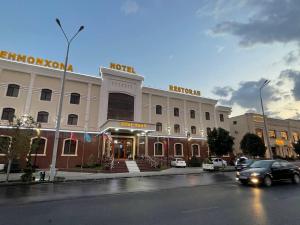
[81,133,86,169]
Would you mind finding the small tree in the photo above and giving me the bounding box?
[240,133,266,158]
[293,140,300,157]
[3,116,39,182]
[207,128,234,162]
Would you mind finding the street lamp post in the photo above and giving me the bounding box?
[260,80,272,159]
[186,130,191,162]
[49,19,84,181]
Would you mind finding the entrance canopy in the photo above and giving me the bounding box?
[100,119,156,134]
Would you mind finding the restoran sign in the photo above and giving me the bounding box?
[0,50,73,72]
[169,85,201,96]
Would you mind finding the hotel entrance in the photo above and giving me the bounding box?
[112,137,134,159]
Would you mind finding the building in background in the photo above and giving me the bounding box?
[230,113,300,158]
[0,56,231,169]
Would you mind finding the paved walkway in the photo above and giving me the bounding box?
[0,167,235,184]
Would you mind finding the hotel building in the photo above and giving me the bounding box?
[230,113,300,158]
[0,54,231,170]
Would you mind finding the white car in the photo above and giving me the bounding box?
[211,158,227,167]
[171,158,187,168]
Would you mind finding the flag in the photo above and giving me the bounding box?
[84,133,92,143]
[70,132,77,141]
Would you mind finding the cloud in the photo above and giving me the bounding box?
[216,45,225,53]
[214,78,282,112]
[283,50,300,65]
[121,0,139,15]
[279,70,300,100]
[212,0,300,47]
[212,86,233,97]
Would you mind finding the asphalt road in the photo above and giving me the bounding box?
[1,172,300,225]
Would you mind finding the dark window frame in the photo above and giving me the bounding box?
[37,111,49,123]
[220,114,224,122]
[40,89,52,101]
[1,108,15,122]
[156,105,162,115]
[154,142,164,156]
[156,122,162,132]
[190,110,195,119]
[174,107,179,117]
[6,84,20,97]
[107,93,134,121]
[174,124,180,133]
[63,139,77,155]
[70,93,80,105]
[205,112,210,120]
[67,114,78,125]
[191,126,196,134]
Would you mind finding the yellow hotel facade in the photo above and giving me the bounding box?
[0,54,231,170]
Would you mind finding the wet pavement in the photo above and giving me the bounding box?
[0,171,235,205]
[1,171,300,225]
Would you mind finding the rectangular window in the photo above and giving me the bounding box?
[205,112,210,120]
[174,108,179,117]
[281,131,288,140]
[220,114,224,122]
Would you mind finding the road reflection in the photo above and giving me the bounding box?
[251,187,268,224]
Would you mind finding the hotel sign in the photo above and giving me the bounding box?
[110,63,136,74]
[0,50,73,72]
[275,139,285,146]
[169,85,201,96]
[119,121,147,129]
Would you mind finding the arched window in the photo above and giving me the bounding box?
[70,93,80,104]
[67,114,78,125]
[191,126,196,134]
[190,110,195,119]
[154,142,164,156]
[0,135,11,155]
[31,137,47,155]
[205,112,210,120]
[174,124,180,133]
[156,105,162,115]
[37,111,49,123]
[174,143,183,156]
[174,107,179,117]
[6,84,20,97]
[62,139,78,155]
[192,144,200,157]
[107,93,134,121]
[40,89,52,101]
[207,127,212,135]
[156,122,162,132]
[1,108,15,122]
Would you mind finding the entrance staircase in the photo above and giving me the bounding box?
[102,159,129,173]
[125,160,140,173]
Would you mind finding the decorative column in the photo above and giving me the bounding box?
[148,94,152,123]
[84,83,92,130]
[24,73,36,115]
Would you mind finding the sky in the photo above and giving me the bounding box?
[1,0,300,119]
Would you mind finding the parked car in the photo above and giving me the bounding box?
[235,156,248,167]
[170,158,187,168]
[236,159,300,187]
[235,159,254,171]
[211,158,227,167]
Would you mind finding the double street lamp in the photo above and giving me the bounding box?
[259,80,273,159]
[49,19,84,181]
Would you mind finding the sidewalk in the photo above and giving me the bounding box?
[0,166,235,184]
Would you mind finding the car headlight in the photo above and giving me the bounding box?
[251,172,260,177]
[236,171,240,176]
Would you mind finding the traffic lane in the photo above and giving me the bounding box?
[0,172,235,205]
[1,182,300,225]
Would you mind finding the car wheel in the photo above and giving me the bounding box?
[263,175,272,187]
[292,174,300,184]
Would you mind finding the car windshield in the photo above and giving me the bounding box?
[249,160,272,169]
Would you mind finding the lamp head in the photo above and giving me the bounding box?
[56,18,62,27]
[78,26,84,32]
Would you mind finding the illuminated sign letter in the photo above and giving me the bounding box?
[27,56,35,64]
[8,52,16,60]
[17,54,26,63]
[0,51,8,59]
[44,59,52,67]
[52,61,59,69]
[67,64,73,72]
[36,58,44,66]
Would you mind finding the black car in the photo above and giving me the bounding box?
[235,159,254,171]
[236,160,300,187]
